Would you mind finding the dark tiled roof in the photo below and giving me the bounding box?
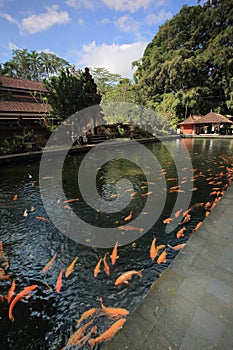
[179,115,202,125]
[195,112,232,124]
[0,76,47,92]
[0,100,51,113]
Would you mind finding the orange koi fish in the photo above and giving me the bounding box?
[180,214,191,224]
[176,227,186,238]
[42,252,57,273]
[7,279,16,303]
[210,191,217,196]
[118,226,144,233]
[170,189,185,193]
[192,221,203,234]
[157,250,167,264]
[191,202,204,209]
[169,243,186,251]
[89,318,127,350]
[0,272,10,280]
[103,254,110,276]
[36,216,48,221]
[66,319,94,348]
[174,208,183,218]
[63,205,71,210]
[205,201,211,210]
[0,241,5,258]
[209,202,216,211]
[76,308,97,327]
[205,211,210,217]
[141,191,153,197]
[114,269,143,286]
[130,191,138,197]
[167,178,177,181]
[124,188,134,193]
[65,256,79,278]
[111,241,119,266]
[181,179,187,184]
[183,208,191,217]
[63,325,97,350]
[13,194,18,201]
[124,211,133,222]
[56,268,65,293]
[110,194,118,198]
[9,285,38,321]
[63,198,79,203]
[94,258,102,278]
[170,185,180,190]
[157,244,166,250]
[100,297,129,319]
[150,237,157,261]
[163,217,173,224]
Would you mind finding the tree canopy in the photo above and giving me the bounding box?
[134,0,233,121]
[44,67,101,121]
[90,67,121,96]
[0,49,70,81]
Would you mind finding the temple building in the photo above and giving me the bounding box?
[0,76,51,142]
[179,112,232,135]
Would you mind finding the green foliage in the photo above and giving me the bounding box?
[101,78,136,124]
[0,132,32,155]
[90,67,121,95]
[134,0,233,123]
[0,49,70,81]
[44,67,101,121]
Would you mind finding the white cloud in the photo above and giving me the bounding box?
[20,5,70,34]
[77,40,147,77]
[146,9,172,25]
[65,0,94,9]
[7,41,20,50]
[114,15,140,32]
[0,12,19,25]
[102,0,153,13]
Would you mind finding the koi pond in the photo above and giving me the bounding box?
[1,137,233,350]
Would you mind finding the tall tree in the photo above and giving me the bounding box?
[134,0,233,122]
[44,67,101,122]
[90,67,121,96]
[1,49,70,80]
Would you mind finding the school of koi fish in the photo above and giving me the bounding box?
[1,140,233,349]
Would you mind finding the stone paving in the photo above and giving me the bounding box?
[105,184,233,350]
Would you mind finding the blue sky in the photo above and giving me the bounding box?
[0,0,203,78]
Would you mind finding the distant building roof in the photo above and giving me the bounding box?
[0,76,47,92]
[179,115,202,125]
[0,100,51,114]
[195,112,232,124]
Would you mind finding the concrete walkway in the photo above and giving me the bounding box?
[105,185,233,350]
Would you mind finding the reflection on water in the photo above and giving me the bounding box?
[0,138,233,349]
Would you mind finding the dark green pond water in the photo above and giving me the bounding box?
[0,138,233,350]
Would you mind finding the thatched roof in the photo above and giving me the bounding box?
[0,100,51,113]
[195,112,232,124]
[179,115,202,125]
[0,76,47,92]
